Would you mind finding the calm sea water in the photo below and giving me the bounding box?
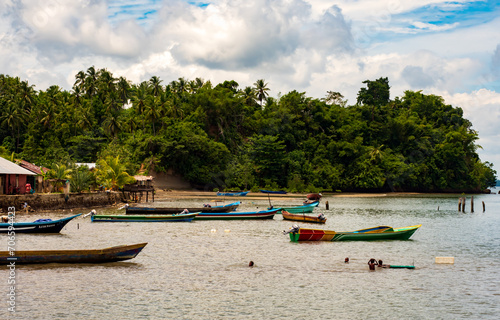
[2,192,499,319]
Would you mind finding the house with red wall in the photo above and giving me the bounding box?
[0,157,36,195]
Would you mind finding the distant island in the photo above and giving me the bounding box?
[0,70,496,193]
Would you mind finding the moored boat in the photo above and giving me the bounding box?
[274,201,319,214]
[0,243,147,264]
[0,213,82,233]
[282,210,326,224]
[195,208,278,220]
[216,191,249,196]
[91,212,198,222]
[260,189,287,194]
[286,224,421,242]
[125,202,240,215]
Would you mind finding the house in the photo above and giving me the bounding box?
[16,159,50,193]
[0,157,36,195]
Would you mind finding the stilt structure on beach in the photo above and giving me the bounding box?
[122,176,155,203]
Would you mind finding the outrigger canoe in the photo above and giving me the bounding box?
[91,212,198,222]
[282,210,326,224]
[0,243,147,264]
[216,191,249,196]
[0,213,82,233]
[273,201,319,214]
[195,208,278,220]
[286,224,421,242]
[125,202,240,214]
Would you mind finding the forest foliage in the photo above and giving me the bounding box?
[0,69,496,192]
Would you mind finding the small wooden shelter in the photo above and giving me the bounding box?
[122,175,155,202]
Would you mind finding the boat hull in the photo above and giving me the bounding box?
[289,225,421,242]
[216,191,249,196]
[260,190,287,194]
[282,211,326,224]
[195,209,277,220]
[0,243,147,264]
[125,202,240,214]
[91,212,198,222]
[275,201,319,214]
[0,214,82,233]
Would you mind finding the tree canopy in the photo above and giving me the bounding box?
[0,70,496,193]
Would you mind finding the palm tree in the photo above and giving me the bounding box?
[239,86,257,106]
[95,156,135,190]
[131,83,148,130]
[144,95,161,136]
[46,163,73,191]
[149,76,163,97]
[253,79,270,107]
[74,70,86,91]
[103,112,122,139]
[85,66,97,98]
[117,76,131,106]
[0,103,26,152]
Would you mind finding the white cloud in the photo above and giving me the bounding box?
[0,0,499,171]
[440,89,500,171]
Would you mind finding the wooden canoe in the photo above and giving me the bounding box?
[0,213,82,233]
[91,212,198,222]
[195,208,278,220]
[216,191,249,196]
[260,189,287,194]
[288,225,421,242]
[125,202,240,214]
[0,243,147,264]
[282,210,326,224]
[274,201,319,214]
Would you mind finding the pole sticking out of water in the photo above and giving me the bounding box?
[462,197,466,213]
[325,201,329,210]
[482,201,485,212]
[471,196,474,213]
[458,198,462,212]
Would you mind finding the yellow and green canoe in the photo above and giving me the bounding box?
[288,224,421,242]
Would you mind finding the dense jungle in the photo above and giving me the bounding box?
[0,68,496,192]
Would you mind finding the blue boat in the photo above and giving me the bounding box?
[0,213,82,233]
[273,201,320,214]
[260,189,287,194]
[216,191,249,196]
[125,201,240,214]
[195,208,278,220]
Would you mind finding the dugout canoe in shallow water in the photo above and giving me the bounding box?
[273,201,319,214]
[286,224,421,242]
[125,202,240,214]
[216,191,249,196]
[91,212,198,222]
[0,213,82,233]
[282,210,326,224]
[0,243,147,264]
[195,208,278,220]
[259,189,287,194]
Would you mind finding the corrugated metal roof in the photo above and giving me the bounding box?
[0,157,36,175]
[16,159,49,175]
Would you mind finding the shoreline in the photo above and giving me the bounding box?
[2,189,494,215]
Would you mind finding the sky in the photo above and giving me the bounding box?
[1,0,500,174]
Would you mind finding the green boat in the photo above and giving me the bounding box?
[287,224,421,242]
[91,212,198,222]
[273,201,319,214]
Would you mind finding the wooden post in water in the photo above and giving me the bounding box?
[471,196,474,213]
[482,201,485,212]
[326,201,329,210]
[458,198,462,212]
[462,197,466,213]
